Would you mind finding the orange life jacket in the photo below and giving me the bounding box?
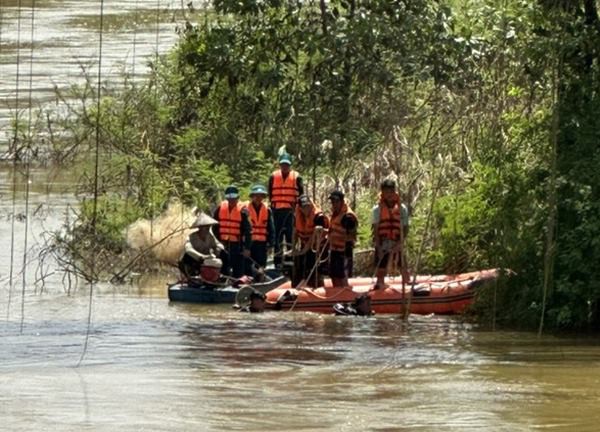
[246,202,269,242]
[377,192,402,240]
[295,204,327,246]
[329,203,357,252]
[271,170,298,209]
[218,201,242,242]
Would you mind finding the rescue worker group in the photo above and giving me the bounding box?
[178,153,409,289]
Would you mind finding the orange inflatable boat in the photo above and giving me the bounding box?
[263,269,498,315]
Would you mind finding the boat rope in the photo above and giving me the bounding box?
[77,0,105,368]
[19,0,36,334]
[7,0,24,322]
[309,228,328,286]
[288,238,331,311]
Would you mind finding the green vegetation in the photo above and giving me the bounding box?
[25,0,600,331]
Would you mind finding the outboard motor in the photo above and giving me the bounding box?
[200,257,222,283]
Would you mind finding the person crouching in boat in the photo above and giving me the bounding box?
[178,212,224,281]
[372,179,409,289]
[244,184,275,278]
[213,185,252,278]
[292,194,330,287]
[327,190,358,288]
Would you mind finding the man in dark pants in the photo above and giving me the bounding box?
[268,153,303,269]
[292,195,329,287]
[244,184,275,276]
[327,190,358,287]
[213,185,252,278]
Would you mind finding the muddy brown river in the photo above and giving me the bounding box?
[1,2,600,431]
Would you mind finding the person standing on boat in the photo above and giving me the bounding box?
[372,179,409,289]
[268,153,304,270]
[213,185,252,278]
[292,194,329,287]
[327,190,358,288]
[178,212,224,280]
[244,184,275,276]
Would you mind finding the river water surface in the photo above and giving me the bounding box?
[1,1,600,431]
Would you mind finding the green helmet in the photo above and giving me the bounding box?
[278,153,292,165]
[224,185,239,199]
[250,184,268,196]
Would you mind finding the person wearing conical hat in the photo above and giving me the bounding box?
[213,185,252,278]
[244,184,275,276]
[268,152,304,269]
[178,212,224,280]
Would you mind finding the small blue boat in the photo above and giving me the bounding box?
[168,271,288,304]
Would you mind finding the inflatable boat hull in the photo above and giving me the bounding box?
[264,269,498,315]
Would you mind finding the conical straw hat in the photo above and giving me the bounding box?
[191,212,218,228]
